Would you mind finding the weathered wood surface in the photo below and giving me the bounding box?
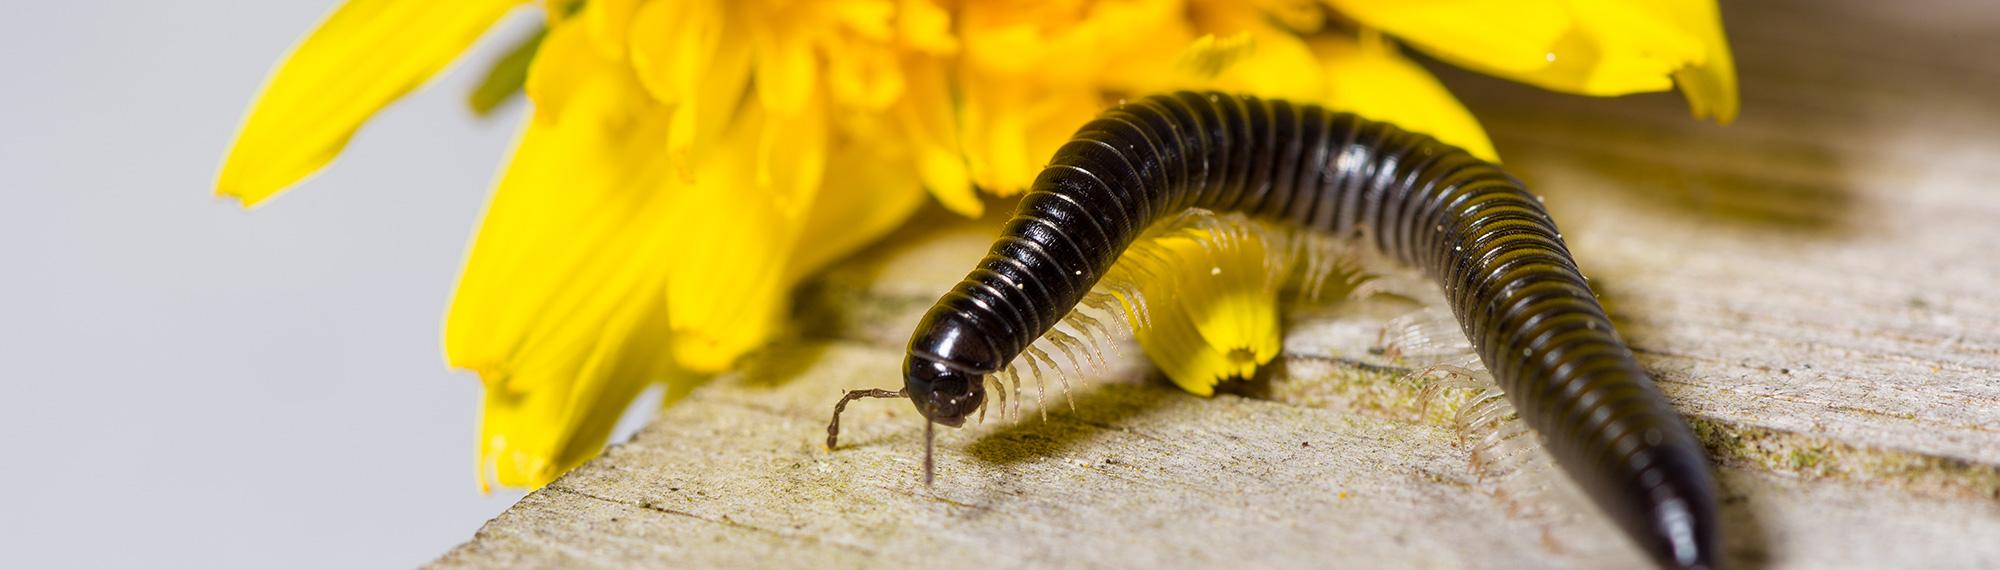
[434,1,2000,568]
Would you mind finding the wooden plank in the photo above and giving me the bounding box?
[431,342,2000,569]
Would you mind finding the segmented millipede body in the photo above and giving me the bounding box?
[900,92,1719,569]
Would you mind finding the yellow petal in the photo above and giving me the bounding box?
[1331,0,1738,122]
[1325,0,1571,74]
[751,21,819,116]
[826,0,898,42]
[1314,33,1499,162]
[657,95,922,372]
[1178,3,1324,100]
[1491,2,1701,97]
[1196,31,1326,102]
[956,84,1032,196]
[458,116,680,488]
[449,38,684,489]
[584,0,642,60]
[1106,215,1285,395]
[446,52,668,381]
[949,0,1201,198]
[958,83,1101,197]
[217,0,519,206]
[628,0,754,173]
[897,0,959,54]
[660,106,816,372]
[477,293,682,489]
[1656,0,1739,123]
[758,98,830,217]
[897,59,980,217]
[1538,0,1740,116]
[627,0,724,107]
[785,140,927,280]
[524,17,646,124]
[825,43,905,111]
[1257,0,1328,33]
[1174,33,1258,82]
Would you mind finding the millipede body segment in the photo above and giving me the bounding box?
[901,92,1719,569]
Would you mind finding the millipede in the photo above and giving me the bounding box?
[826,91,1719,569]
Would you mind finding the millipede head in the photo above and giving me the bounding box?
[904,355,986,428]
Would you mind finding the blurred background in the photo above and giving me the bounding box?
[0,3,558,567]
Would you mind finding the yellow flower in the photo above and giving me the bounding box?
[219,0,1735,489]
[453,1,929,487]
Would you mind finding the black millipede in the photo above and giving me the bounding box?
[827,91,1719,570]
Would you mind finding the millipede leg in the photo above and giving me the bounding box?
[825,388,907,450]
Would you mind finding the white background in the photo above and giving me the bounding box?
[0,2,575,567]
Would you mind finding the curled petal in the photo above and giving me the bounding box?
[1106,217,1285,395]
